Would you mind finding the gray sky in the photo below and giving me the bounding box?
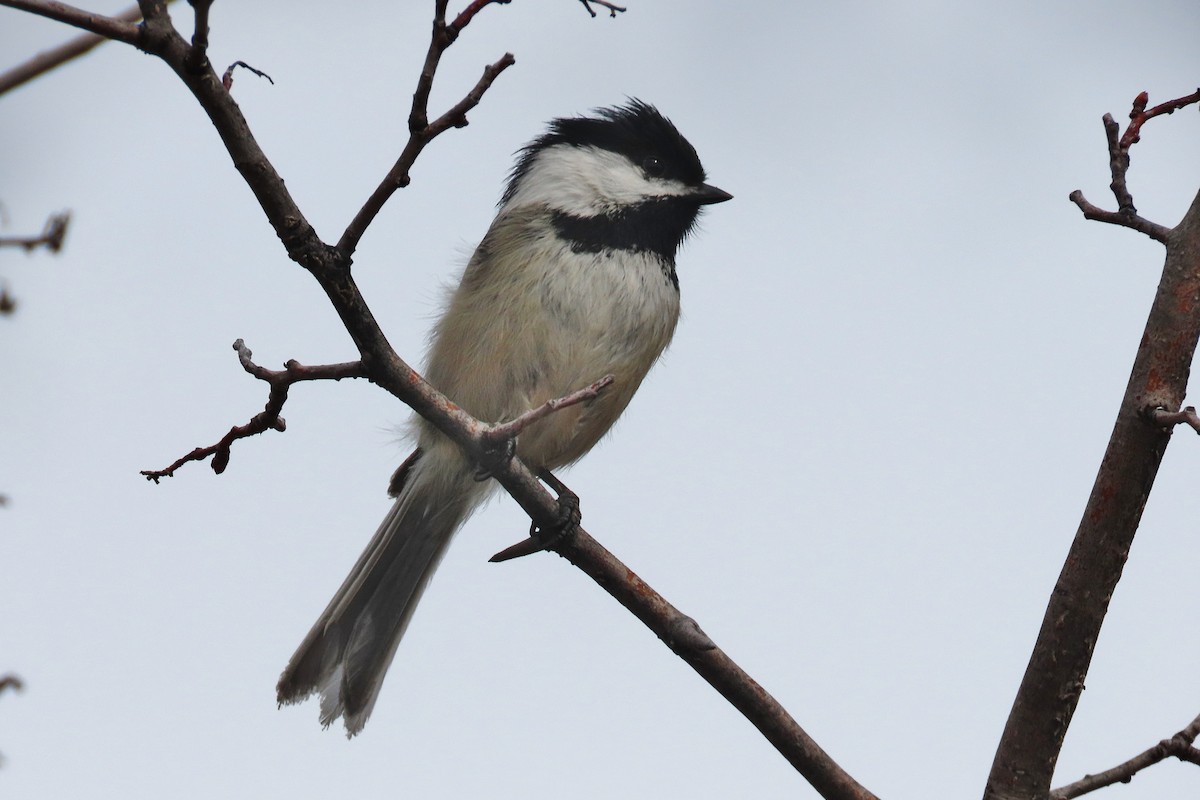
[3,2,1200,798]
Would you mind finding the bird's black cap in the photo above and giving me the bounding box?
[503,100,713,204]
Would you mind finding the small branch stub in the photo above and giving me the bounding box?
[1146,405,1200,435]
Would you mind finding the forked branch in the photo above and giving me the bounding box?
[337,0,515,256]
[1068,89,1200,243]
[141,340,364,480]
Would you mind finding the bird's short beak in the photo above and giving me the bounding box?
[693,184,733,205]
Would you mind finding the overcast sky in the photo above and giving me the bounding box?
[3,2,1200,798]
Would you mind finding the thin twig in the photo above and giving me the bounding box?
[425,55,514,137]
[141,340,364,481]
[221,60,273,91]
[0,212,70,252]
[481,375,614,448]
[1051,712,1200,799]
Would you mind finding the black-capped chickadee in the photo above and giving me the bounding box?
[277,100,731,735]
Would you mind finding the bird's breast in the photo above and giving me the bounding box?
[420,210,682,468]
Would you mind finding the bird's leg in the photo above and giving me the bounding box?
[530,467,581,544]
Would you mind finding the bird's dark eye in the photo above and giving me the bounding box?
[641,155,666,178]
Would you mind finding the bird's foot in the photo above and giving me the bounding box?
[473,436,517,482]
[489,469,580,562]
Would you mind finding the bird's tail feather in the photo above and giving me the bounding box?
[276,450,483,736]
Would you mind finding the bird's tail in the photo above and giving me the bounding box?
[276,448,484,736]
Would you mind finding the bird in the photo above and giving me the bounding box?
[276,99,731,736]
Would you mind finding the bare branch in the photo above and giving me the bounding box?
[985,103,1200,798]
[0,211,70,252]
[1068,89,1200,243]
[408,0,454,133]
[549,530,878,800]
[1068,190,1170,243]
[0,3,159,95]
[0,0,141,44]
[1051,712,1200,799]
[478,460,878,798]
[141,340,364,481]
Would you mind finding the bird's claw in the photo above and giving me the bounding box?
[489,471,580,562]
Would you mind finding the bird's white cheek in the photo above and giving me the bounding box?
[505,145,693,215]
